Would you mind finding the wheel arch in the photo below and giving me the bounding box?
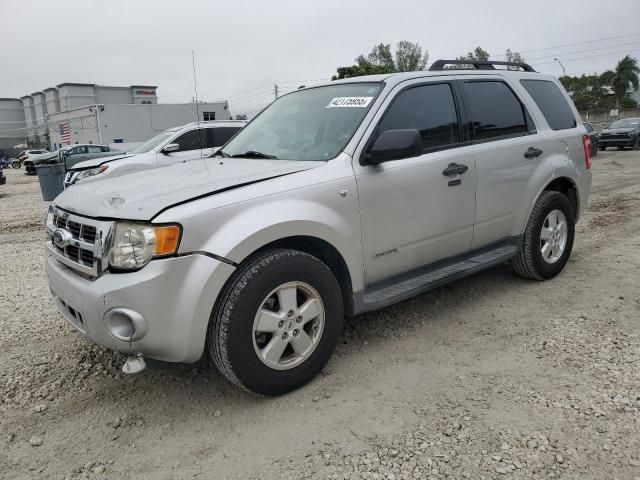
[237,235,356,316]
[543,176,578,219]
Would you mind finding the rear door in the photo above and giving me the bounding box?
[461,78,551,248]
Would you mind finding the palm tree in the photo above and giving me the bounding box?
[600,55,640,108]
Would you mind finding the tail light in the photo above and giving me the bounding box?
[582,135,592,169]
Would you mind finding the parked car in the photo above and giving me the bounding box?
[0,163,5,186]
[597,117,640,150]
[583,122,599,157]
[23,144,121,175]
[24,150,60,175]
[63,121,246,187]
[45,60,591,395]
[18,149,49,163]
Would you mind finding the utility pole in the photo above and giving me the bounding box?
[274,84,279,100]
[554,58,566,77]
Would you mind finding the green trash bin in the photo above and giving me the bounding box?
[36,162,65,201]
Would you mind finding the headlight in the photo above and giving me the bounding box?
[75,165,108,182]
[108,222,181,270]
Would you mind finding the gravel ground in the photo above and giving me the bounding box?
[1,151,639,480]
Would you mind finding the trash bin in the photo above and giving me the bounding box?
[36,163,65,201]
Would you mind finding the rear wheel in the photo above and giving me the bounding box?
[512,191,575,280]
[10,160,21,169]
[207,249,343,395]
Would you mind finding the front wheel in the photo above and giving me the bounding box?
[512,191,575,280]
[207,249,343,395]
[11,160,21,169]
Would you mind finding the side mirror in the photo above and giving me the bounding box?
[362,129,422,165]
[162,143,179,154]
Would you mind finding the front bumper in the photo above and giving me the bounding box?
[46,252,235,363]
[599,136,635,147]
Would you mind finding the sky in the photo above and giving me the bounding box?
[1,0,640,116]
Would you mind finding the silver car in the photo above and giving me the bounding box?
[45,59,592,395]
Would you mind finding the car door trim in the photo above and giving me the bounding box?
[351,236,522,315]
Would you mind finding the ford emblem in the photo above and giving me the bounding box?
[53,229,72,249]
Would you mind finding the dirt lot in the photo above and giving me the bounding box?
[1,151,639,480]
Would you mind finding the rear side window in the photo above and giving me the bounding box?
[463,81,529,141]
[520,80,577,131]
[377,83,461,151]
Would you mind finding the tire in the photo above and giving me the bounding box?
[600,146,606,151]
[207,248,343,395]
[512,191,575,281]
[11,160,21,169]
[617,146,624,150]
[634,138,640,150]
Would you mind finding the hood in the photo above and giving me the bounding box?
[601,127,635,134]
[54,157,320,220]
[71,153,136,170]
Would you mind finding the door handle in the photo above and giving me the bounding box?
[524,147,543,159]
[442,163,468,176]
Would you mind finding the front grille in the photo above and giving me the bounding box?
[47,208,112,277]
[601,134,630,141]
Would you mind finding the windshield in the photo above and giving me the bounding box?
[609,118,640,129]
[129,131,177,154]
[222,83,383,161]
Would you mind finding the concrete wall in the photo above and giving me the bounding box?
[57,84,97,110]
[0,98,27,149]
[44,88,60,115]
[95,86,132,105]
[47,102,230,147]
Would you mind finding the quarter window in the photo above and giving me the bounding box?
[463,81,529,141]
[520,80,577,131]
[174,130,204,152]
[377,83,461,151]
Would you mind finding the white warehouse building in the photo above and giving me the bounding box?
[0,83,230,150]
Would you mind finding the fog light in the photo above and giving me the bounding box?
[104,308,147,342]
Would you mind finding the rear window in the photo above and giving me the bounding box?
[462,81,529,141]
[521,80,577,131]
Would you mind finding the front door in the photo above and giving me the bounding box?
[354,81,477,284]
[158,128,208,165]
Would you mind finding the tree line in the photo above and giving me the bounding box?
[332,42,640,111]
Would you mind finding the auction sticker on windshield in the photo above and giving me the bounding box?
[326,97,373,108]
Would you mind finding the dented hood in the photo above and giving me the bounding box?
[54,157,319,220]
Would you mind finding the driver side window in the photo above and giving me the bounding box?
[174,130,204,152]
[377,83,461,152]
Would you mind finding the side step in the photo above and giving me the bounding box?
[361,243,519,312]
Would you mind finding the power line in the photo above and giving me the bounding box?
[532,48,640,67]
[525,40,640,62]
[494,32,640,57]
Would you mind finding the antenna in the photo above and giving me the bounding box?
[192,50,203,157]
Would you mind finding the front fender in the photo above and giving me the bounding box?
[168,177,365,293]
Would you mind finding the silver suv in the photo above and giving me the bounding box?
[45,60,592,395]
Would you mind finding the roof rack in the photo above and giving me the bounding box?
[429,59,536,72]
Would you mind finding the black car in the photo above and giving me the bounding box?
[598,117,640,150]
[584,122,599,157]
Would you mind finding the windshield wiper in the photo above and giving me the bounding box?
[230,150,278,159]
[212,149,230,158]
